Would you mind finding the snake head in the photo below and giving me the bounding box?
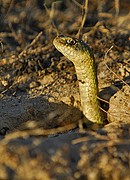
[53,35,93,63]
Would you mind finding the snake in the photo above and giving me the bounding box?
[53,35,103,124]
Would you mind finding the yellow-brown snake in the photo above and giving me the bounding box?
[53,35,103,124]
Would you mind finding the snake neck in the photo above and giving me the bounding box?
[73,55,103,124]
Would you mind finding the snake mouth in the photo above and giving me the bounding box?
[53,36,78,58]
[54,35,66,45]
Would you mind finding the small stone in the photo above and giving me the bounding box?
[29,81,39,89]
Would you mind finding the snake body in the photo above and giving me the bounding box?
[53,35,103,124]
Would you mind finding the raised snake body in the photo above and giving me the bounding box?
[53,35,103,124]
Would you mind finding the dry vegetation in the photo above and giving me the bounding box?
[0,0,130,179]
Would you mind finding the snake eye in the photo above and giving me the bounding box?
[66,39,76,45]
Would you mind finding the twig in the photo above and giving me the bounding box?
[44,2,60,35]
[104,46,130,88]
[115,0,120,18]
[0,40,4,55]
[72,0,87,10]
[3,123,77,143]
[26,44,53,56]
[97,96,109,104]
[99,106,108,115]
[72,131,109,145]
[76,0,88,38]
[6,0,14,17]
[8,22,22,46]
[18,31,43,58]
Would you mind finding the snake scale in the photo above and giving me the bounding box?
[53,35,103,124]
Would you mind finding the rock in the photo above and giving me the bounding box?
[108,85,130,123]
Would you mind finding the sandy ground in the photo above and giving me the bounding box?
[0,0,130,179]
